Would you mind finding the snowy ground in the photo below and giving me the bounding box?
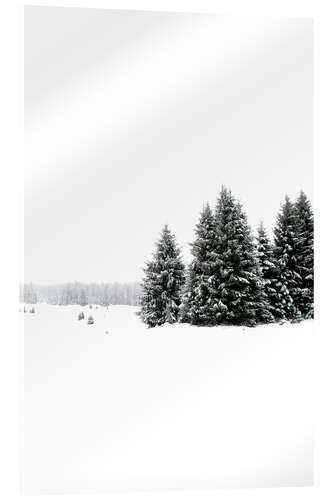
[22,304,313,494]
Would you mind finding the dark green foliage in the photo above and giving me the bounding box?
[140,225,185,327]
[256,221,281,319]
[210,187,273,326]
[180,261,196,322]
[294,191,314,318]
[181,204,218,325]
[273,196,302,320]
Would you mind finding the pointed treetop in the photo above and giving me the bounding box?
[295,190,313,212]
[202,202,212,215]
[216,185,233,207]
[258,218,265,232]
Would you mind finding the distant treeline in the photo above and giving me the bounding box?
[21,282,142,306]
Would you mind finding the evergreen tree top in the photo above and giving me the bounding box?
[273,195,297,243]
[191,203,216,260]
[256,220,270,244]
[297,190,312,206]
[215,186,234,217]
[152,224,182,261]
[257,219,266,236]
[295,191,314,229]
[143,225,184,278]
[256,220,273,250]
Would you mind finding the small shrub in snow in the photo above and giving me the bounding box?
[30,307,35,313]
[89,304,92,309]
[87,315,94,325]
[78,312,84,321]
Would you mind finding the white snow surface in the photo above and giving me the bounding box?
[23,304,313,494]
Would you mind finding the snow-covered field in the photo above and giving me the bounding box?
[22,304,313,494]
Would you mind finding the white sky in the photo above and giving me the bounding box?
[24,7,313,284]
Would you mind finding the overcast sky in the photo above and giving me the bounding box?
[24,7,313,284]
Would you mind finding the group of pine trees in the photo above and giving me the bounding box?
[140,186,313,328]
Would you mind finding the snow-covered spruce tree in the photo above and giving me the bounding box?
[294,191,314,318]
[179,261,196,323]
[140,225,185,327]
[256,220,281,319]
[273,195,302,320]
[181,204,218,325]
[211,186,273,326]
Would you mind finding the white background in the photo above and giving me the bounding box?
[0,1,332,500]
[24,6,313,284]
[23,307,314,493]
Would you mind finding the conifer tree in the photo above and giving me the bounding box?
[256,221,280,319]
[181,204,217,325]
[140,225,185,327]
[273,196,302,320]
[180,261,196,323]
[294,191,314,318]
[211,186,272,326]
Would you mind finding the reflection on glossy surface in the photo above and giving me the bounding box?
[25,7,313,284]
[24,7,313,494]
